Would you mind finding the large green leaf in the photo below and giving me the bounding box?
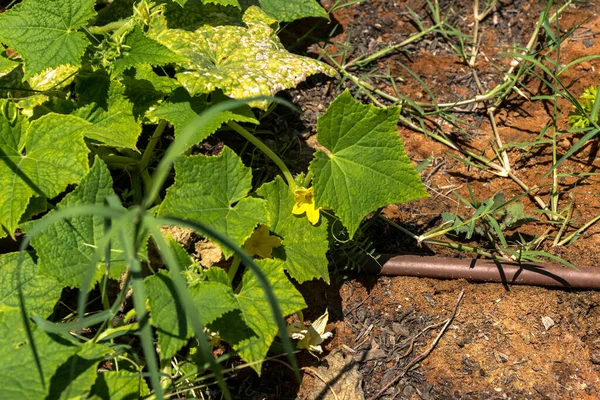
[0,307,80,399]
[149,89,257,148]
[145,270,237,361]
[27,158,133,288]
[309,90,429,237]
[154,6,336,109]
[0,252,62,318]
[158,146,268,258]
[214,259,305,373]
[73,81,142,149]
[91,371,150,400]
[0,0,96,79]
[112,26,185,77]
[257,177,329,283]
[257,0,328,22]
[47,343,112,400]
[0,112,90,236]
[174,0,240,7]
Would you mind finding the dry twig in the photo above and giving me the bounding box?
[302,367,340,400]
[369,289,465,400]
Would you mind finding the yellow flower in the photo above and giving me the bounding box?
[287,309,333,354]
[292,187,320,225]
[243,224,282,259]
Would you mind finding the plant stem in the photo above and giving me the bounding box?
[379,215,504,259]
[101,154,139,167]
[87,19,130,35]
[142,170,161,204]
[302,170,313,188]
[227,121,296,191]
[345,22,442,69]
[139,119,168,174]
[557,214,600,247]
[227,255,242,283]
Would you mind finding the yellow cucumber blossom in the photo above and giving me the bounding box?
[243,224,282,259]
[292,187,320,225]
[287,309,333,354]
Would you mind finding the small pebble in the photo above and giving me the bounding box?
[541,316,555,331]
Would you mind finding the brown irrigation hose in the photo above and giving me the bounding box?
[365,255,600,290]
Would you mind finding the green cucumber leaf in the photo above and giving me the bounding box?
[27,158,135,288]
[121,75,171,120]
[134,65,180,94]
[94,0,136,26]
[309,90,429,238]
[165,0,243,30]
[28,64,79,92]
[155,6,336,109]
[149,89,257,147]
[0,307,80,399]
[20,196,48,223]
[145,270,237,361]
[158,146,268,258]
[214,259,306,373]
[0,0,96,80]
[202,264,231,285]
[75,69,111,109]
[0,252,62,318]
[0,53,19,77]
[257,0,328,22]
[112,26,185,77]
[174,0,241,8]
[91,371,150,400]
[74,80,142,149]
[257,177,329,283]
[47,342,112,400]
[0,112,90,236]
[167,234,194,269]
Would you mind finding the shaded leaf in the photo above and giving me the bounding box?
[0,112,90,235]
[27,158,135,288]
[112,26,185,77]
[47,343,112,400]
[74,81,142,149]
[145,270,237,361]
[165,0,243,30]
[91,371,150,400]
[149,89,257,148]
[0,307,79,399]
[215,259,306,373]
[0,252,62,318]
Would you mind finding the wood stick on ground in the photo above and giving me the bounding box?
[369,289,465,400]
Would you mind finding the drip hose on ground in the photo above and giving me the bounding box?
[365,255,600,290]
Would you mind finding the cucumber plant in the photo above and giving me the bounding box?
[0,0,427,398]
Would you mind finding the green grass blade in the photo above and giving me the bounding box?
[119,209,164,399]
[144,217,232,400]
[154,216,300,381]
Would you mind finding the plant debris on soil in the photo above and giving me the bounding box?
[224,0,600,399]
